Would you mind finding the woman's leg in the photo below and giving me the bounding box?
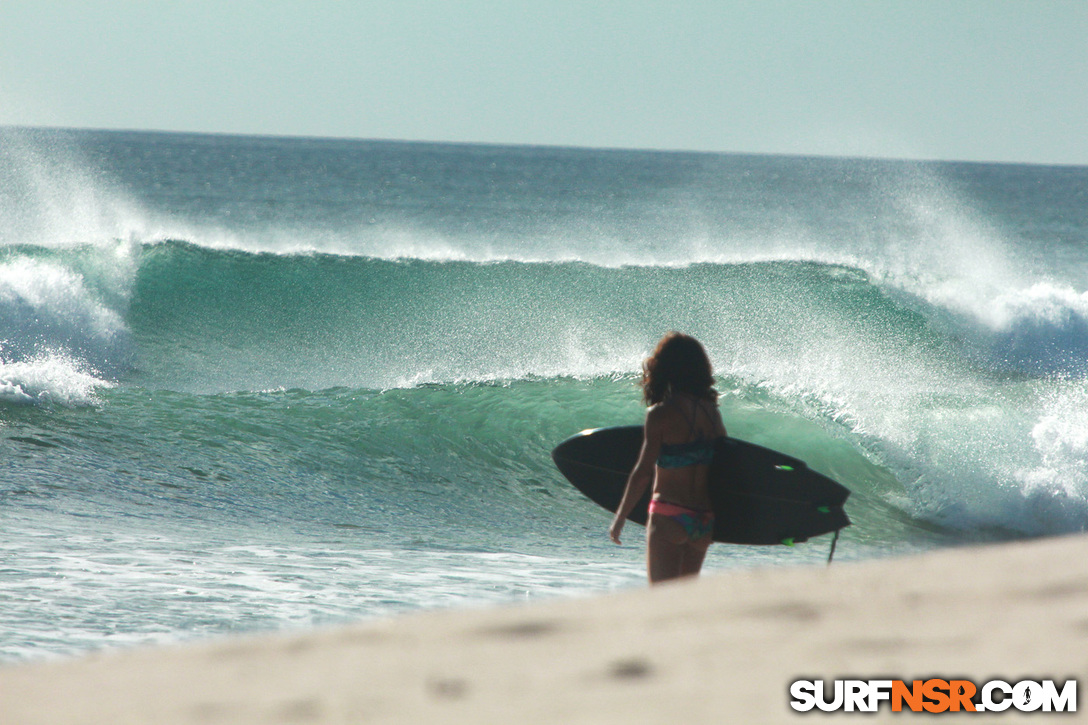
[678,536,712,577]
[648,512,714,583]
[646,513,689,584]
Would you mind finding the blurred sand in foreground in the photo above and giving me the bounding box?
[2,533,1085,723]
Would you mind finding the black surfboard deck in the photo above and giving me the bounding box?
[552,426,850,545]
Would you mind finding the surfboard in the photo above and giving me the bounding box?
[552,426,850,546]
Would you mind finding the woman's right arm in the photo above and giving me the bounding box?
[609,408,663,544]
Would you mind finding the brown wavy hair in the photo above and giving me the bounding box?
[640,332,718,405]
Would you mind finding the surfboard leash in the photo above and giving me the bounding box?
[826,529,841,566]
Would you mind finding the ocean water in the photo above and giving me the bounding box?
[2,128,1087,662]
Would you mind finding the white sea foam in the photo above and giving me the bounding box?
[899,279,1088,377]
[983,284,1088,374]
[1020,387,1088,503]
[0,129,150,249]
[0,252,132,405]
[0,254,132,371]
[0,351,111,406]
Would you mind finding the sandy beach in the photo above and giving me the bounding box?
[2,533,1085,724]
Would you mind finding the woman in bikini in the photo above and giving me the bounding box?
[609,332,727,584]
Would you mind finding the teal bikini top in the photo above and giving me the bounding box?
[656,398,717,469]
[657,438,715,468]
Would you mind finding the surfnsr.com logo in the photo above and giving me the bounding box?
[790,679,1077,713]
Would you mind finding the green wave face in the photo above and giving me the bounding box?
[119,241,940,393]
[4,241,1086,545]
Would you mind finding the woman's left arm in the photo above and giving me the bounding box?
[715,405,728,438]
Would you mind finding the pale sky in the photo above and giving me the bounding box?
[1,1,1085,164]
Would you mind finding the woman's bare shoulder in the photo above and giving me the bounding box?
[645,400,676,421]
[646,402,680,433]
